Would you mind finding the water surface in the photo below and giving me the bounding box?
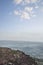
[0,41,43,59]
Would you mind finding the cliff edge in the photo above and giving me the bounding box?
[0,47,37,65]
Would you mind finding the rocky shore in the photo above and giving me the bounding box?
[0,47,37,65]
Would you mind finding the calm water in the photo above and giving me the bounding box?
[0,41,43,59]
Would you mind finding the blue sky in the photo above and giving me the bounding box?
[0,0,43,41]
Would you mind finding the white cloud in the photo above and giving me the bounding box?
[14,0,39,5]
[14,10,30,20]
[13,0,40,20]
[25,0,31,3]
[21,11,30,20]
[14,0,31,5]
[14,10,20,15]
[14,7,36,20]
[25,7,33,12]
[14,7,35,20]
[31,0,38,3]
[14,0,22,4]
[13,0,39,5]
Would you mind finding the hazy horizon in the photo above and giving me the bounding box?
[0,0,43,42]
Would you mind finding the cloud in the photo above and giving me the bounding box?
[14,0,22,4]
[14,0,30,5]
[14,0,39,5]
[24,0,31,4]
[14,6,36,20]
[14,10,30,20]
[13,0,40,20]
[25,7,33,12]
[21,11,30,20]
[31,0,38,3]
[14,10,20,15]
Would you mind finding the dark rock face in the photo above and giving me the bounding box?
[0,47,37,65]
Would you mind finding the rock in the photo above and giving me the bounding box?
[0,47,37,65]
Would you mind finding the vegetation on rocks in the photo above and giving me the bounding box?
[0,47,37,65]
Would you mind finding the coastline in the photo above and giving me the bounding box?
[0,47,37,65]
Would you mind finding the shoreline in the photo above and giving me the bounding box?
[0,47,37,65]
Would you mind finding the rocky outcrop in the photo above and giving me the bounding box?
[0,47,37,65]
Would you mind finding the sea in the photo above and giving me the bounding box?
[0,41,43,59]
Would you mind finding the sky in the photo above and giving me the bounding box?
[0,0,43,41]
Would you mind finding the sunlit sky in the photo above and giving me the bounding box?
[0,0,43,41]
